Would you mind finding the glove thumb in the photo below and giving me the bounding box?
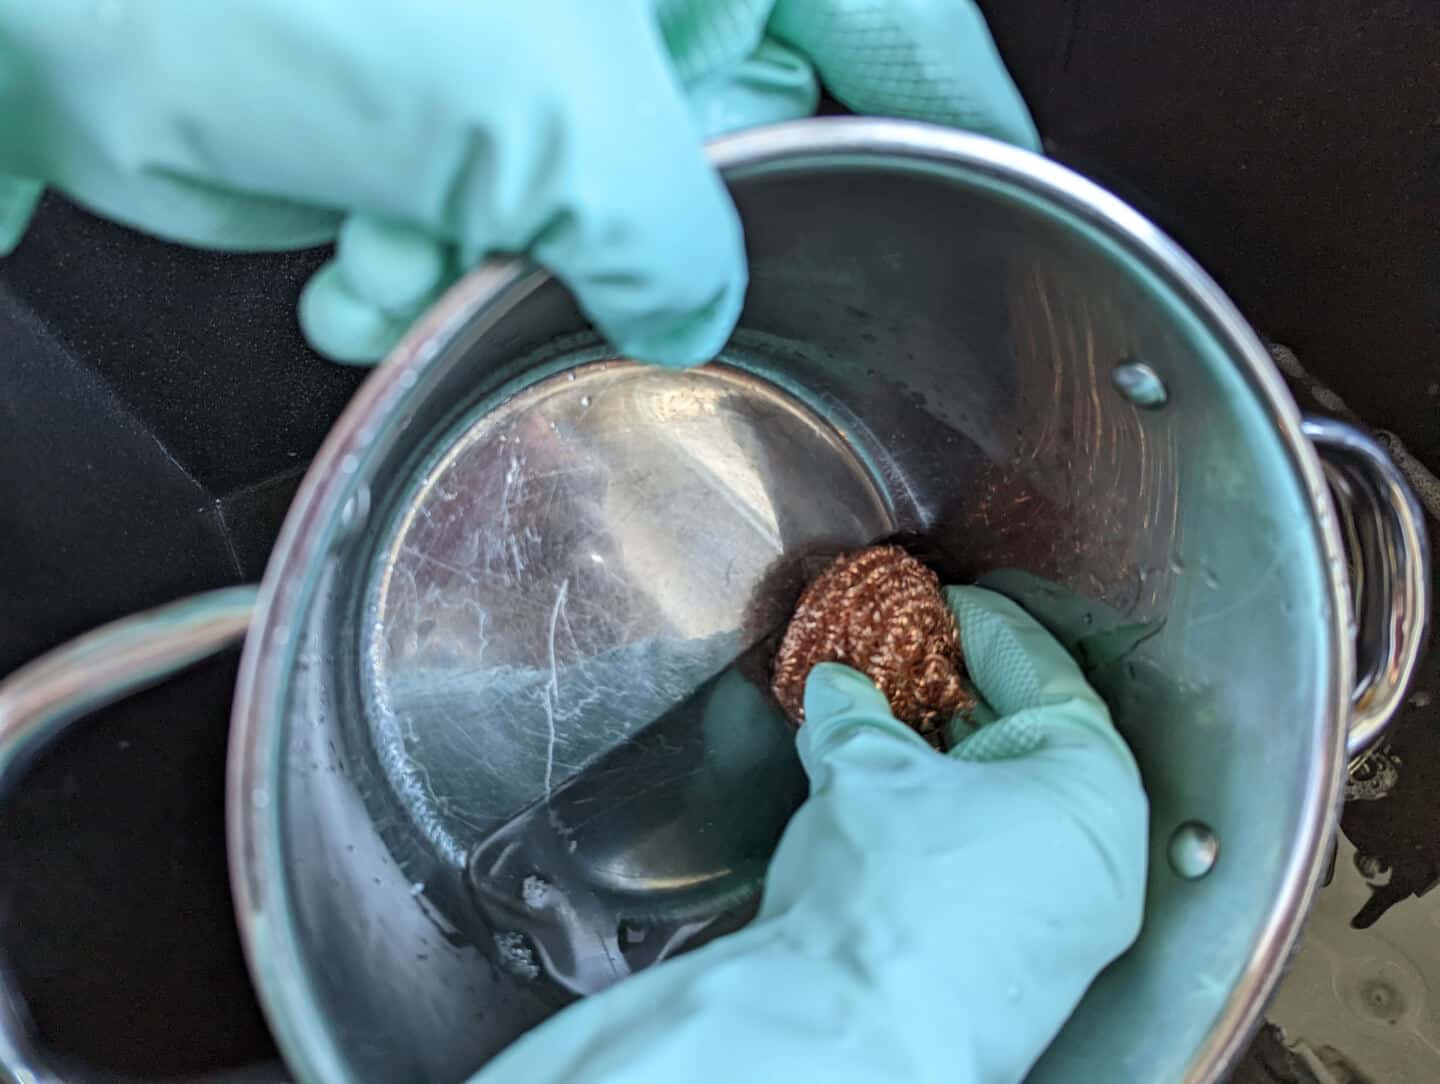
[686,37,820,139]
[299,215,454,364]
[797,662,932,780]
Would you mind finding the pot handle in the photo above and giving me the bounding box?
[0,587,258,1083]
[1303,418,1431,761]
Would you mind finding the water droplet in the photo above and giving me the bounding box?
[566,371,577,382]
[1111,361,1168,408]
[521,875,552,909]
[1169,557,1188,575]
[1168,821,1219,879]
[1201,566,1221,590]
[410,882,425,897]
[1361,979,1400,1017]
[579,396,592,408]
[339,485,371,535]
[251,786,271,809]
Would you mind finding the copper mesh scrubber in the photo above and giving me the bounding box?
[771,545,976,749]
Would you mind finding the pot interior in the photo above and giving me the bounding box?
[257,127,1344,1083]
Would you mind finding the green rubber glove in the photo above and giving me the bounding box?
[466,585,1149,1084]
[0,1,1036,365]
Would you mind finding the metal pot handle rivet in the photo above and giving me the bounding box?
[1111,360,1169,408]
[1303,417,1431,761]
[1168,821,1220,879]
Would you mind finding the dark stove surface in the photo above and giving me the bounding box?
[0,203,351,1077]
[1,3,1433,1080]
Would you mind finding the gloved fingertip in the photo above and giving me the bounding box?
[946,584,1045,638]
[299,261,407,365]
[801,663,893,725]
[688,37,820,139]
[798,664,933,778]
[603,263,746,368]
[0,175,44,257]
[976,102,1042,155]
[335,215,453,315]
[945,585,1107,719]
[530,69,748,370]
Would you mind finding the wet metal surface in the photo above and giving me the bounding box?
[358,361,890,995]
[362,361,890,867]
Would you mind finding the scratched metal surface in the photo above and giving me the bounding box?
[361,360,892,868]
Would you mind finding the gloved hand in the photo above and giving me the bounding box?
[467,585,1149,1084]
[0,1,1037,366]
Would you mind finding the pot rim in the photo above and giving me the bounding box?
[227,117,1350,1084]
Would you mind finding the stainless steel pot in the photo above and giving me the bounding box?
[0,119,1428,1083]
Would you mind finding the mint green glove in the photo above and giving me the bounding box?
[0,1,1036,366]
[467,586,1149,1084]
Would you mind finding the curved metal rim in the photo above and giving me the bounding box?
[1302,415,1431,759]
[228,117,1351,1084]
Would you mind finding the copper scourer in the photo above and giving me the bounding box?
[771,545,976,749]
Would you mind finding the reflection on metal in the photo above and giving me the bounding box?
[1268,835,1440,1083]
[362,362,890,945]
[1169,821,1221,880]
[463,656,804,997]
[337,485,371,539]
[1270,342,1440,522]
[1112,360,1170,408]
[960,261,1180,615]
[1306,417,1431,759]
[0,588,256,792]
[1346,746,1401,802]
[0,587,257,1083]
